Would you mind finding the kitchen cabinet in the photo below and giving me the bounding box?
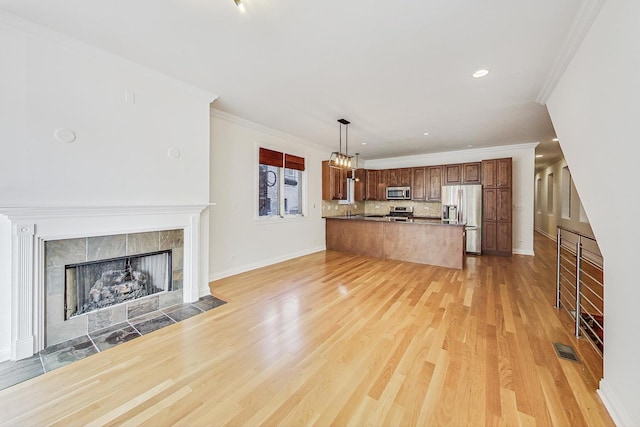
[411,167,426,200]
[400,168,411,186]
[462,162,482,184]
[482,158,512,256]
[377,169,388,201]
[322,160,348,200]
[354,168,366,201]
[387,169,399,187]
[387,168,411,187]
[482,158,511,187]
[482,188,511,222]
[365,169,379,201]
[427,166,442,201]
[443,164,462,185]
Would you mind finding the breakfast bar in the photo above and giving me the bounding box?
[325,216,466,269]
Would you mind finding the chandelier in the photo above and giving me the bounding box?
[329,118,353,169]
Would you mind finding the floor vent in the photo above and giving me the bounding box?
[553,342,580,362]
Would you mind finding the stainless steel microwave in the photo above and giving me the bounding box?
[386,186,411,200]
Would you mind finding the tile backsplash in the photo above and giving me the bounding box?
[322,200,441,217]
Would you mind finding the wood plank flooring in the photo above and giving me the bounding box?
[0,232,613,426]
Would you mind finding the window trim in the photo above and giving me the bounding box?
[255,144,307,221]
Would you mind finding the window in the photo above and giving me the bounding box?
[547,173,554,214]
[579,201,588,223]
[258,147,305,218]
[561,166,571,219]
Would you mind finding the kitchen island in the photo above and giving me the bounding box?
[325,216,466,269]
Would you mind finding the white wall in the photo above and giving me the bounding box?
[0,13,213,205]
[365,143,538,256]
[209,110,327,281]
[0,14,214,360]
[0,216,11,360]
[535,158,596,240]
[546,0,640,424]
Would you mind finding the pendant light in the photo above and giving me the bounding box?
[328,119,354,170]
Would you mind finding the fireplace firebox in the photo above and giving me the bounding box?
[64,250,172,319]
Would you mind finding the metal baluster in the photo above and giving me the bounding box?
[556,227,562,309]
[575,235,583,337]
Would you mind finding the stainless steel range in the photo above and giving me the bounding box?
[385,206,414,221]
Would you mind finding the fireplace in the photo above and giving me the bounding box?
[0,204,208,361]
[65,250,172,319]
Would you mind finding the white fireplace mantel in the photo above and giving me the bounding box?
[0,204,209,361]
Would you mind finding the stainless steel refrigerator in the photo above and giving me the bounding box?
[441,184,482,254]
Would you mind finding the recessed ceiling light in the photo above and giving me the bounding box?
[466,144,473,148]
[423,132,430,136]
[552,138,559,142]
[472,69,490,78]
[536,154,543,158]
[361,142,367,145]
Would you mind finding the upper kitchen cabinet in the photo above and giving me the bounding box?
[400,168,411,186]
[377,169,389,201]
[443,164,461,185]
[322,160,347,200]
[482,158,512,187]
[411,167,426,200]
[387,168,411,187]
[462,162,482,184]
[427,166,442,201]
[365,169,379,201]
[354,168,366,202]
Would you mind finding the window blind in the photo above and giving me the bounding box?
[259,147,284,167]
[285,154,305,171]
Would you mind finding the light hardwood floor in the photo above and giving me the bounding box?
[0,232,613,426]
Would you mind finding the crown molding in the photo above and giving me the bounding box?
[365,142,539,169]
[210,108,330,154]
[536,0,605,105]
[0,11,218,104]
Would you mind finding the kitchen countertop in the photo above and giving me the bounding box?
[323,215,465,226]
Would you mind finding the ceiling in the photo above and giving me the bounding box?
[0,0,572,169]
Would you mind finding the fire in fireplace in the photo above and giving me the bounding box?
[64,250,172,319]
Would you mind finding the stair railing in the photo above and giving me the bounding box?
[555,226,604,355]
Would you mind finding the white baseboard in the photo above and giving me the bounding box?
[513,248,535,256]
[598,379,635,427]
[535,228,556,241]
[0,346,10,363]
[208,246,326,283]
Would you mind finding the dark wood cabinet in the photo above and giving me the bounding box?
[462,162,482,184]
[387,169,399,187]
[496,188,512,222]
[365,169,379,201]
[322,161,348,200]
[443,164,461,185]
[377,169,388,201]
[427,166,442,201]
[399,168,411,186]
[411,167,426,200]
[482,187,511,221]
[481,158,512,256]
[387,168,411,187]
[354,168,366,201]
[483,188,497,221]
[482,223,497,252]
[482,158,511,187]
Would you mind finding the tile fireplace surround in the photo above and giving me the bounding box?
[0,205,208,362]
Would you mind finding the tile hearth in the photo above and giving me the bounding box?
[0,295,226,391]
